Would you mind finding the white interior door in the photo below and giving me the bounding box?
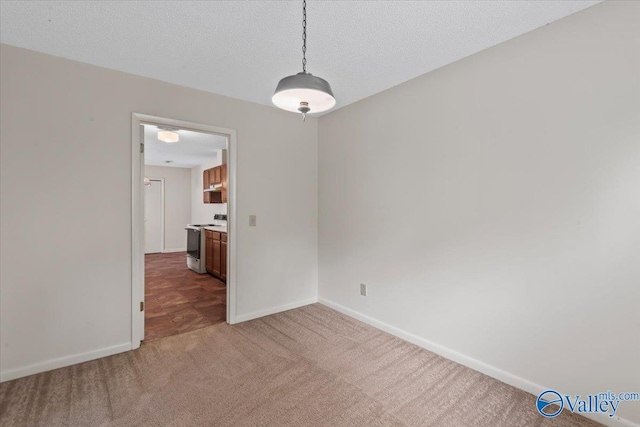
[145,179,163,254]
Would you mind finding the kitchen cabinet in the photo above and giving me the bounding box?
[220,164,227,203]
[213,166,222,185]
[202,164,228,204]
[205,230,226,281]
[205,231,214,274]
[221,236,227,281]
[203,169,210,203]
[212,239,221,278]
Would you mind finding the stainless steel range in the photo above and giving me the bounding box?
[185,214,227,273]
[185,225,209,273]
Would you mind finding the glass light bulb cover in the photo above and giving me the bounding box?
[272,72,336,114]
[158,130,179,143]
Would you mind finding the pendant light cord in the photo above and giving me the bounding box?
[302,0,307,73]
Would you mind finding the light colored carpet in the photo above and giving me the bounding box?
[0,304,599,426]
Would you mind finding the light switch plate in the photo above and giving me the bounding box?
[249,215,257,227]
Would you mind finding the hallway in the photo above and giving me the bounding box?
[144,252,226,341]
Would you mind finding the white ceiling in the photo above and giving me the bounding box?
[0,1,600,114]
[143,125,227,168]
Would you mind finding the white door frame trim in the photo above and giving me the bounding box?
[131,113,238,350]
[145,177,165,254]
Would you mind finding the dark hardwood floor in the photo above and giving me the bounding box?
[144,252,226,341]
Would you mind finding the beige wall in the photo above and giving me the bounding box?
[2,3,638,423]
[318,2,639,425]
[144,165,191,251]
[0,44,319,380]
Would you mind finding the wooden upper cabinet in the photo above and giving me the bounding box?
[220,164,228,203]
[203,169,210,203]
[203,164,228,204]
[213,166,222,185]
[203,169,210,190]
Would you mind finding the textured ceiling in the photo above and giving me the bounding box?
[0,1,600,114]
[144,125,227,168]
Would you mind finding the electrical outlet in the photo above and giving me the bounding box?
[360,283,367,296]
[249,215,257,227]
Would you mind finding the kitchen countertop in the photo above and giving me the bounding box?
[203,226,227,233]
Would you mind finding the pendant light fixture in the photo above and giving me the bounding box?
[272,0,335,121]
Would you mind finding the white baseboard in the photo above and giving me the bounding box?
[162,248,186,253]
[0,342,132,382]
[318,298,638,427]
[234,297,318,323]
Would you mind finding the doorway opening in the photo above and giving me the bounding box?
[131,114,237,349]
[144,178,164,254]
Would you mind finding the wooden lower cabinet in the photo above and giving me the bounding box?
[221,241,227,281]
[212,238,221,277]
[205,232,214,274]
[204,230,227,281]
